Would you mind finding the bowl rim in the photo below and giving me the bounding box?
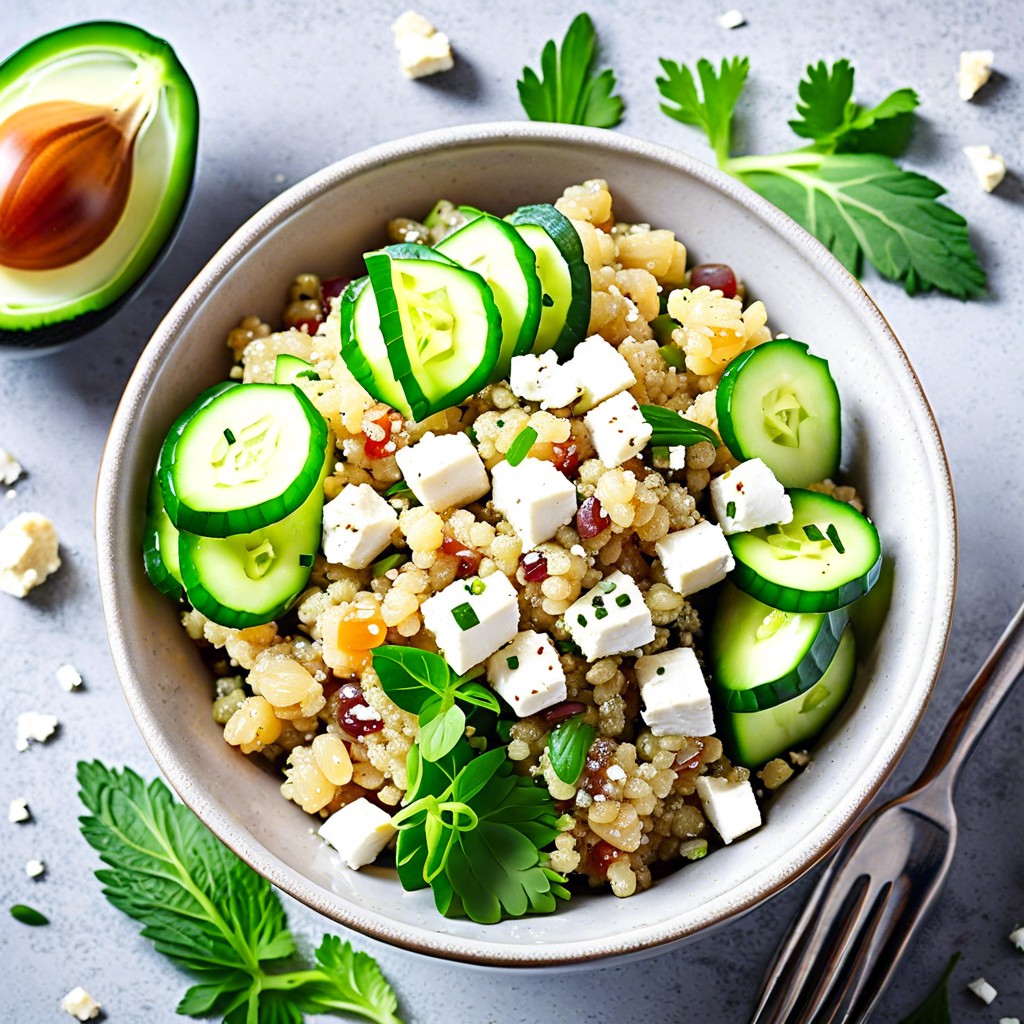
[96,120,957,967]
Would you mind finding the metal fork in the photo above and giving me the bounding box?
[749,598,1024,1024]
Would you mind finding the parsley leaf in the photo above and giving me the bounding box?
[518,13,624,128]
[897,952,960,1024]
[546,715,596,784]
[655,56,986,299]
[77,761,405,1024]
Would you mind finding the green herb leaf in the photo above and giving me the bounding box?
[518,13,624,128]
[77,761,405,1024]
[10,903,48,926]
[505,426,539,467]
[640,404,721,448]
[419,699,466,762]
[547,715,596,784]
[384,480,417,503]
[371,552,407,578]
[454,680,501,713]
[373,645,450,714]
[897,952,960,1024]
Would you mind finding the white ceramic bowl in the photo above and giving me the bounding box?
[96,122,956,967]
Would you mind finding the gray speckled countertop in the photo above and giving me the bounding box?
[2,1,1022,1021]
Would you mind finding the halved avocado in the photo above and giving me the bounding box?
[0,21,199,351]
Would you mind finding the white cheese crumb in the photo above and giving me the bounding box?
[60,986,102,1021]
[16,711,58,751]
[717,8,746,28]
[999,1018,1020,1024]
[605,764,627,782]
[963,144,1007,192]
[25,858,45,878]
[0,448,22,485]
[5,490,15,501]
[0,511,61,598]
[56,663,83,691]
[1009,924,1024,951]
[967,977,997,1004]
[392,10,454,79]
[959,49,994,100]
[8,797,30,822]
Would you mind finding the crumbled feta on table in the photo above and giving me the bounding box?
[16,711,58,751]
[56,663,83,692]
[709,457,793,534]
[636,647,716,737]
[584,391,653,469]
[421,572,520,674]
[655,520,735,596]
[0,511,61,597]
[563,570,654,660]
[696,775,762,844]
[963,144,1007,192]
[25,858,45,878]
[487,629,567,716]
[60,986,101,1021]
[8,797,30,822]
[491,457,577,548]
[0,447,22,485]
[717,8,746,29]
[319,797,396,869]
[1009,924,1024,951]
[392,10,454,79]
[322,483,398,569]
[959,49,994,100]
[394,431,489,512]
[967,977,997,1004]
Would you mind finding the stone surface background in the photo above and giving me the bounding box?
[1,2,1021,1021]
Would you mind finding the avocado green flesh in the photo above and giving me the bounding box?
[0,21,198,346]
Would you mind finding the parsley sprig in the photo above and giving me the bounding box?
[393,741,570,923]
[77,762,404,1024]
[656,57,985,299]
[518,13,624,128]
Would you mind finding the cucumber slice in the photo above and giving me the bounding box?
[709,583,848,712]
[142,473,183,599]
[721,627,856,767]
[273,353,319,385]
[436,212,542,377]
[507,204,590,359]
[728,489,882,613]
[365,245,502,421]
[158,381,328,538]
[716,340,841,488]
[178,442,331,628]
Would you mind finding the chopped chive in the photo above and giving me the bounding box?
[577,614,587,626]
[371,552,406,577]
[599,580,617,593]
[466,425,478,445]
[223,427,236,444]
[452,603,479,630]
[826,523,845,554]
[591,595,605,608]
[615,594,631,607]
[298,553,314,567]
[656,666,666,676]
[469,579,486,595]
[726,500,737,519]
[594,606,609,620]
[506,656,520,670]
[803,524,826,542]
[496,420,504,428]
[505,426,538,467]
[10,904,48,926]
[555,639,581,655]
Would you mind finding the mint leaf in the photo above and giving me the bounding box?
[419,699,466,762]
[640,404,721,448]
[898,952,960,1024]
[547,715,596,784]
[373,645,449,714]
[518,13,624,128]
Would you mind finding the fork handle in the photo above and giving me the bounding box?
[913,598,1024,793]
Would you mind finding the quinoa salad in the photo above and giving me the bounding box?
[145,180,882,922]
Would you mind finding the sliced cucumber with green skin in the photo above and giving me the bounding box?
[364,244,501,421]
[273,353,319,385]
[179,442,331,629]
[142,473,183,599]
[716,340,841,488]
[721,627,856,767]
[158,381,327,538]
[709,582,848,712]
[728,489,882,613]
[436,212,541,377]
[507,204,590,359]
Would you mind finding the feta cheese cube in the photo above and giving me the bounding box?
[1010,924,1024,951]
[584,391,653,468]
[636,647,716,737]
[25,858,45,878]
[60,987,101,1021]
[967,977,997,1005]
[16,711,58,752]
[656,521,735,596]
[563,335,637,411]
[695,775,762,844]
[421,572,520,674]
[963,144,1007,192]
[717,8,746,28]
[56,663,83,692]
[0,512,61,597]
[319,798,396,869]
[0,447,22,485]
[491,457,577,548]
[8,797,30,823]
[710,458,793,534]
[563,570,654,660]
[321,483,398,569]
[509,351,580,409]
[392,10,454,79]
[959,49,994,100]
[394,431,489,512]
[486,629,566,716]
